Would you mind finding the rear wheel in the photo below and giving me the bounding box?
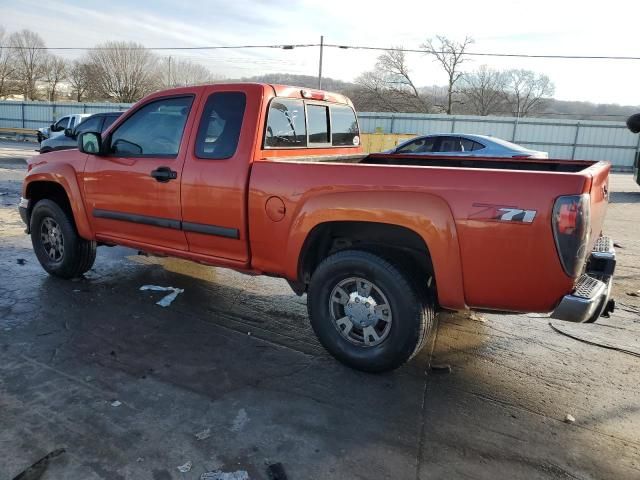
[308,250,435,372]
[30,199,96,278]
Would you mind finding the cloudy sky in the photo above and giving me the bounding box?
[3,0,640,106]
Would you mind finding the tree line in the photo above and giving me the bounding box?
[0,28,611,119]
[0,26,217,102]
[351,36,555,117]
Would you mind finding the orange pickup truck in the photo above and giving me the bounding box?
[20,83,616,372]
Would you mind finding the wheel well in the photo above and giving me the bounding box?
[298,221,435,296]
[26,181,74,228]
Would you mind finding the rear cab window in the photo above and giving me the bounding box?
[265,98,307,148]
[264,97,359,149]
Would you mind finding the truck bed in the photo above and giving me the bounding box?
[250,154,611,312]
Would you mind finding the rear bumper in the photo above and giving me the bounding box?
[551,237,615,323]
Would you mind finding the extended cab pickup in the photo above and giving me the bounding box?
[20,83,616,372]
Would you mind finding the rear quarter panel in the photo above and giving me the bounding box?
[249,161,590,312]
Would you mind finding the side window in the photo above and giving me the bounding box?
[76,116,102,134]
[438,137,463,152]
[195,92,246,159]
[472,141,485,151]
[397,137,436,153]
[102,114,120,132]
[265,99,306,148]
[54,116,69,131]
[331,105,359,146]
[69,117,77,129]
[460,138,485,152]
[307,104,329,144]
[110,96,193,157]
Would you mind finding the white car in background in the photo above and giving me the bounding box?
[37,114,91,142]
[388,133,549,159]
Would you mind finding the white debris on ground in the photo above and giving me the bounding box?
[195,428,211,440]
[200,471,250,480]
[110,400,121,407]
[177,461,193,473]
[564,414,576,424]
[231,408,249,432]
[139,285,185,307]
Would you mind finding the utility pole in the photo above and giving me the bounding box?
[318,35,324,89]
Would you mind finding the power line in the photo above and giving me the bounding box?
[323,44,640,61]
[2,41,640,61]
[0,43,317,51]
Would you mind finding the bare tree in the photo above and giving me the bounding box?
[422,35,474,114]
[354,47,428,112]
[0,26,16,99]
[43,54,67,101]
[88,41,161,102]
[9,29,48,100]
[161,57,215,87]
[460,65,506,116]
[68,59,98,102]
[503,69,555,117]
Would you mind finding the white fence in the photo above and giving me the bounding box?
[0,101,130,130]
[0,101,637,170]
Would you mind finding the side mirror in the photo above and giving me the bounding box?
[78,131,104,155]
[50,123,56,132]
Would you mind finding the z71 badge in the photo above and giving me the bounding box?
[469,203,537,224]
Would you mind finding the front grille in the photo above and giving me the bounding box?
[573,274,601,299]
[592,236,613,253]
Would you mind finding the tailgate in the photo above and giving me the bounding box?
[585,161,611,250]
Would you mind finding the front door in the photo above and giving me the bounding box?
[83,95,196,251]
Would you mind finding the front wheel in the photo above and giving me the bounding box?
[308,250,435,373]
[30,199,97,279]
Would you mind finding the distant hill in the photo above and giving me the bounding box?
[237,73,354,92]
[237,73,639,121]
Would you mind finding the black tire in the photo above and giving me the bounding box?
[30,199,97,279]
[308,250,435,373]
[39,147,52,154]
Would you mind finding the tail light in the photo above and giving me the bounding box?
[552,194,590,277]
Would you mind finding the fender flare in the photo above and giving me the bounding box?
[284,191,467,310]
[24,163,94,240]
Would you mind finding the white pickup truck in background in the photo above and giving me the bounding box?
[37,113,91,142]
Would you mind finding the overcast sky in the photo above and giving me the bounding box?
[3,0,640,106]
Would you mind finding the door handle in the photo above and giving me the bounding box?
[150,166,177,183]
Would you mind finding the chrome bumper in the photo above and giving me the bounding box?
[551,237,615,323]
